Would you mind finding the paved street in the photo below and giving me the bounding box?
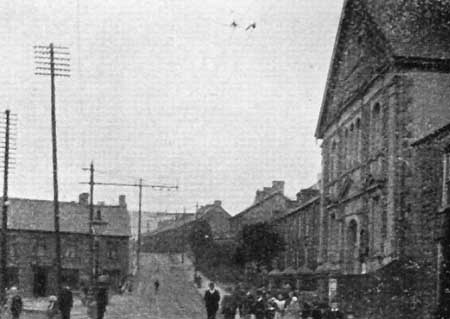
[23,253,206,319]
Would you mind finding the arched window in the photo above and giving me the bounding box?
[344,129,349,170]
[350,123,355,166]
[330,140,337,179]
[356,118,361,162]
[381,210,387,252]
[371,103,381,153]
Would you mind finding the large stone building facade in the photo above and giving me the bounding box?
[312,1,450,318]
[1,194,130,296]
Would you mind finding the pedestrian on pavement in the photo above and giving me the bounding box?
[241,290,255,319]
[58,284,73,319]
[154,279,160,294]
[47,295,62,319]
[8,286,23,319]
[96,283,109,319]
[273,293,286,319]
[86,288,97,319]
[204,282,220,319]
[252,290,266,319]
[323,302,344,319]
[221,294,237,319]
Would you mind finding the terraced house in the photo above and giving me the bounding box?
[2,194,130,296]
[314,0,450,317]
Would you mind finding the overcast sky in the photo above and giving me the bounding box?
[0,0,343,216]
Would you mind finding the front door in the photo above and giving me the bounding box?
[33,266,48,296]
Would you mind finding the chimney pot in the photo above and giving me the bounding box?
[79,193,89,206]
[119,195,126,208]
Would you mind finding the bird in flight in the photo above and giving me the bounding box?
[245,22,256,31]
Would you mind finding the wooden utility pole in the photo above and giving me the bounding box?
[89,162,95,284]
[34,44,70,290]
[81,176,178,273]
[0,110,13,305]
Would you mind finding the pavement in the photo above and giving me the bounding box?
[22,253,209,319]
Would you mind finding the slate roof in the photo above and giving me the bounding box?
[316,0,450,138]
[362,0,450,59]
[148,203,230,235]
[4,198,131,237]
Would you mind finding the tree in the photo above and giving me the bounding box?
[188,220,213,262]
[234,222,285,269]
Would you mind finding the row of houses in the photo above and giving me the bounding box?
[1,194,131,296]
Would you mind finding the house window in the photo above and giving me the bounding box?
[36,241,47,258]
[64,246,77,259]
[107,242,119,260]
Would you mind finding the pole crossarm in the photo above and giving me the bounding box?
[80,181,178,190]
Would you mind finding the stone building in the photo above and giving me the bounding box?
[314,0,450,317]
[2,194,130,296]
[270,188,320,290]
[411,123,450,317]
[142,200,231,252]
[229,181,297,235]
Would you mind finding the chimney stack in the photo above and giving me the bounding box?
[79,193,89,206]
[296,188,320,204]
[119,195,126,208]
[214,200,222,207]
[272,181,285,194]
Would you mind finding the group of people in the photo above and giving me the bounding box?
[205,282,347,319]
[0,282,109,319]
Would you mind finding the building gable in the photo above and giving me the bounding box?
[316,0,391,138]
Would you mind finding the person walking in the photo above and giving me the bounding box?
[204,282,220,319]
[221,294,237,319]
[96,284,108,319]
[323,302,344,319]
[252,290,266,319]
[9,286,23,319]
[46,295,62,319]
[58,285,73,319]
[154,279,160,294]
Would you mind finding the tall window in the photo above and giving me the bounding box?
[330,140,338,180]
[344,129,349,170]
[347,220,358,272]
[371,103,382,154]
[356,118,361,163]
[350,123,355,166]
[443,149,450,207]
[381,210,387,253]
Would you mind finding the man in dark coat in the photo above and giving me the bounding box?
[204,282,220,319]
[58,285,73,319]
[323,302,344,319]
[96,285,108,319]
[252,290,266,319]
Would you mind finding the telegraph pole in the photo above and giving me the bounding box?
[0,110,16,304]
[89,162,95,284]
[137,179,143,271]
[80,175,178,273]
[34,44,70,290]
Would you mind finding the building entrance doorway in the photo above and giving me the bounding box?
[33,266,48,296]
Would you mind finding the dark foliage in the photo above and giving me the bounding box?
[188,220,213,260]
[234,222,285,268]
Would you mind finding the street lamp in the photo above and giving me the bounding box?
[90,209,108,282]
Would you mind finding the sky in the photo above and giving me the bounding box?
[0,0,343,216]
